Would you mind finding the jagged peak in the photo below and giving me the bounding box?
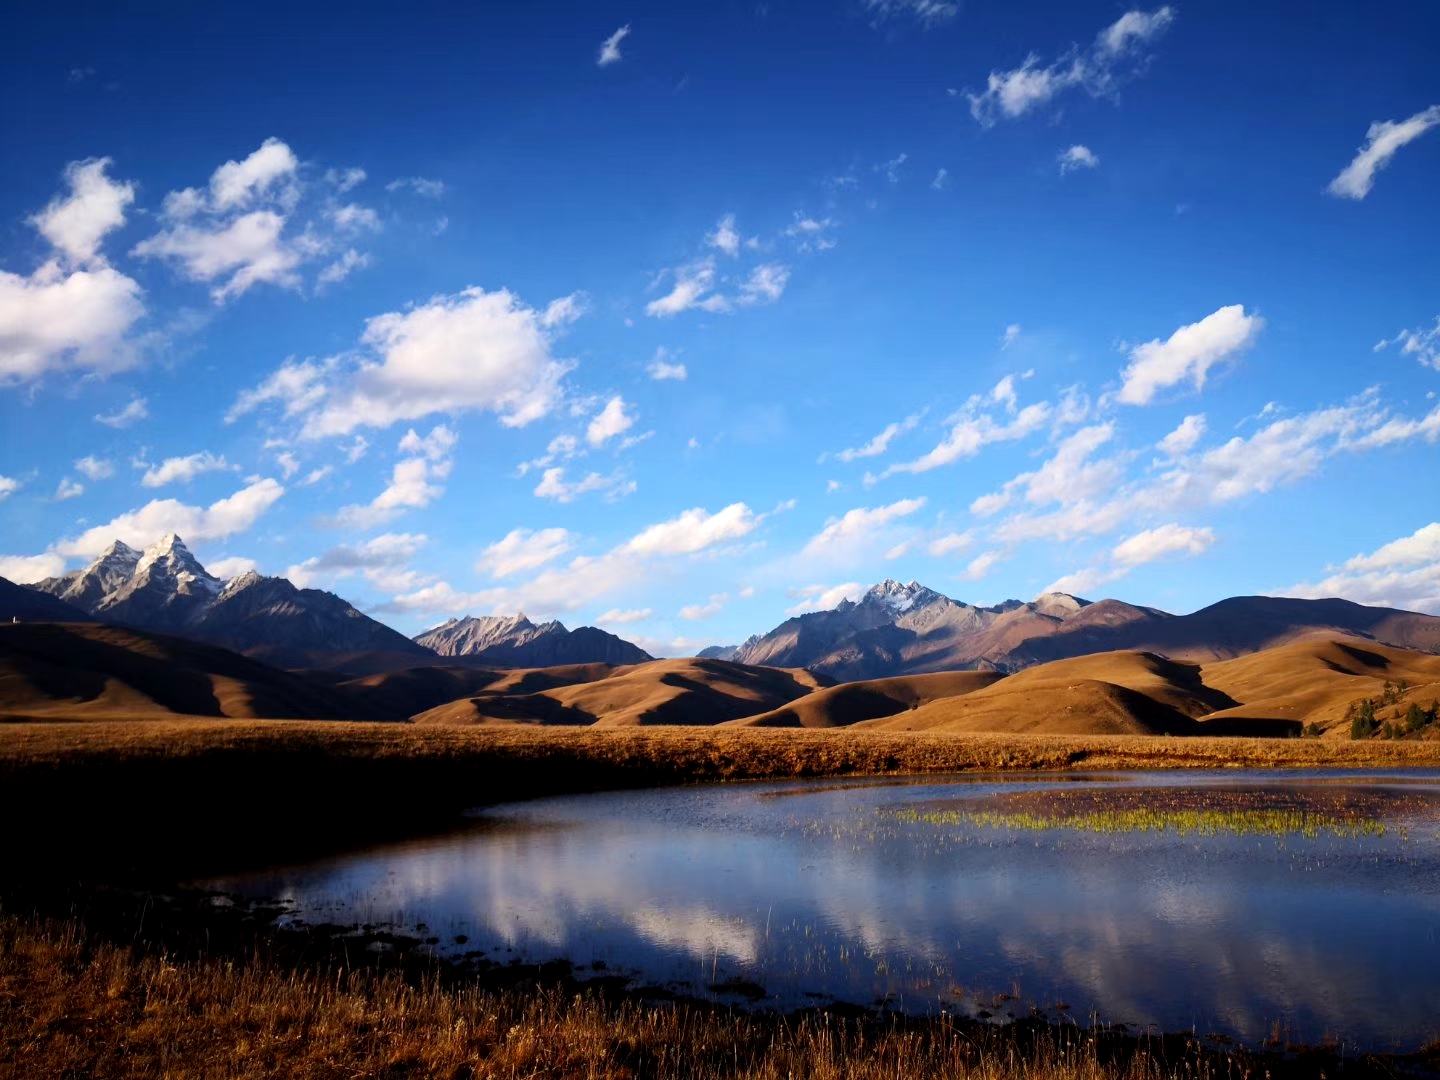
[96,539,140,562]
[1029,591,1091,617]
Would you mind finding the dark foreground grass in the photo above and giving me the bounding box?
[3,910,1421,1080]
[6,720,1440,878]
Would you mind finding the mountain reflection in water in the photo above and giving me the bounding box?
[204,771,1440,1052]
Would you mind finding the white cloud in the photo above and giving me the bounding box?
[133,209,302,302]
[1112,522,1215,566]
[74,455,114,481]
[647,347,687,381]
[385,177,446,198]
[302,465,333,486]
[324,167,367,194]
[477,527,573,578]
[333,427,455,527]
[737,263,790,306]
[646,260,729,318]
[597,607,652,625]
[598,24,631,67]
[927,531,974,557]
[625,503,759,556]
[275,452,301,479]
[931,168,949,191]
[1058,145,1100,174]
[206,555,260,581]
[879,153,908,184]
[885,401,1050,476]
[862,0,957,25]
[967,7,1175,126]
[1157,413,1207,456]
[991,374,1019,413]
[706,213,741,257]
[783,213,838,252]
[327,203,380,233]
[317,248,371,287]
[0,476,19,502]
[540,293,587,328]
[286,532,427,590]
[533,467,635,504]
[238,287,573,437]
[29,158,135,266]
[680,593,728,620]
[204,137,299,212]
[0,552,67,584]
[1001,323,1022,349]
[2,158,144,383]
[1117,304,1263,406]
[1375,316,1440,371]
[834,413,923,462]
[140,450,230,488]
[586,396,636,446]
[94,398,148,428]
[785,582,866,616]
[1327,105,1440,201]
[802,497,926,556]
[962,550,1004,580]
[1044,564,1127,595]
[55,477,285,558]
[1289,522,1440,614]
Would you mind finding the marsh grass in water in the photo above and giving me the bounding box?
[887,786,1429,840]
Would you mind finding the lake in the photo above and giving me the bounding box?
[206,770,1440,1051]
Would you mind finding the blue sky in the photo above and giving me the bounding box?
[2,0,1438,653]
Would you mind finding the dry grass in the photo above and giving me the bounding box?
[0,912,1380,1080]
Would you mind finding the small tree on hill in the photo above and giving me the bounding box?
[1350,698,1377,740]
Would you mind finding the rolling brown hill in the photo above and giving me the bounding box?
[413,658,830,727]
[726,671,1003,728]
[0,622,394,722]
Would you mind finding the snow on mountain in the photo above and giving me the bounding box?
[414,614,653,666]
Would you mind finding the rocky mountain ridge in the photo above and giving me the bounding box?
[414,614,652,667]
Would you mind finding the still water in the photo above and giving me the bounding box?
[208,771,1440,1050]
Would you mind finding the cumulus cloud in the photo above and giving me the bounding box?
[534,468,635,504]
[317,248,371,287]
[382,503,762,618]
[54,478,285,558]
[0,552,67,584]
[680,593,728,620]
[1111,522,1216,566]
[133,210,302,302]
[962,550,1004,581]
[1327,105,1440,200]
[206,555,260,581]
[324,167,367,194]
[966,7,1174,126]
[785,582,866,616]
[140,450,230,488]
[647,347,687,381]
[646,260,729,318]
[1058,145,1100,174]
[233,287,574,437]
[706,213,741,257]
[286,532,428,591]
[75,455,115,481]
[625,503,759,556]
[884,396,1050,477]
[586,396,636,446]
[927,531,973,557]
[94,398,148,428]
[333,426,455,527]
[1117,304,1263,406]
[598,24,631,67]
[802,497,927,556]
[1,157,144,384]
[737,263,790,306]
[29,158,135,265]
[1289,522,1440,614]
[477,527,573,578]
[1157,413,1207,457]
[0,476,19,502]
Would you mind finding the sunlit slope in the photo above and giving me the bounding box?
[725,671,1003,728]
[413,658,829,726]
[1198,636,1440,735]
[0,623,391,721]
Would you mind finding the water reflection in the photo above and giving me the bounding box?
[206,771,1440,1051]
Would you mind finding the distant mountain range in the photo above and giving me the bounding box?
[5,540,1438,681]
[703,579,1440,681]
[415,614,652,667]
